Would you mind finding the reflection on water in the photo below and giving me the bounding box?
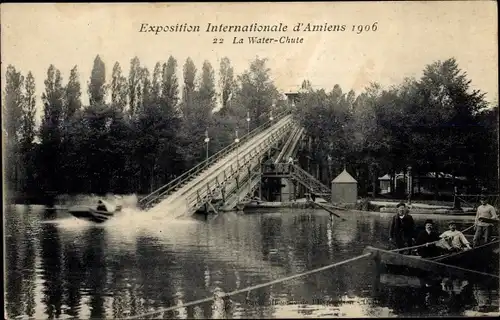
[4,205,499,319]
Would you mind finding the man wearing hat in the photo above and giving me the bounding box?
[415,219,441,257]
[389,202,415,253]
[437,221,471,252]
[473,195,498,247]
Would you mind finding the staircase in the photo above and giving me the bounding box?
[219,169,262,211]
[290,164,331,201]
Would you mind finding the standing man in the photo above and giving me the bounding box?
[473,195,498,247]
[389,202,415,253]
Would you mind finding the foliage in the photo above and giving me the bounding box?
[3,56,497,199]
[293,58,496,196]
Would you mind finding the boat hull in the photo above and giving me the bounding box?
[68,206,114,223]
[364,240,500,281]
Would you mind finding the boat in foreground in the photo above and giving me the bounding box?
[68,199,119,223]
[364,239,500,281]
[68,205,114,223]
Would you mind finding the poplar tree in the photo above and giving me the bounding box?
[64,66,82,121]
[19,72,37,193]
[3,66,25,193]
[107,62,131,193]
[110,62,128,112]
[84,55,112,193]
[128,57,141,117]
[162,56,180,112]
[219,57,235,114]
[3,65,24,142]
[158,56,182,183]
[60,66,83,193]
[39,65,64,193]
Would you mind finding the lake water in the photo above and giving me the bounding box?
[4,204,499,319]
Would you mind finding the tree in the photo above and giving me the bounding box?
[59,66,83,193]
[39,65,65,193]
[474,106,498,191]
[181,57,197,119]
[152,62,162,102]
[18,72,37,193]
[294,86,352,184]
[3,65,24,142]
[235,57,279,128]
[219,57,235,114]
[3,65,24,194]
[411,58,488,193]
[64,66,82,121]
[20,72,37,148]
[128,56,141,117]
[88,55,106,106]
[162,56,180,112]
[110,62,128,112]
[157,56,183,183]
[137,67,152,115]
[301,80,312,92]
[197,60,217,114]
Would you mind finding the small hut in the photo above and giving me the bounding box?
[331,169,358,204]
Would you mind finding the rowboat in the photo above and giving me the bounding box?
[68,205,114,223]
[364,239,500,281]
[68,199,117,223]
[244,200,283,208]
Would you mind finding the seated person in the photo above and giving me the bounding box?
[415,219,441,257]
[96,200,108,212]
[436,221,471,252]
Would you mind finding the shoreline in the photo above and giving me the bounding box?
[241,198,477,217]
[7,194,478,218]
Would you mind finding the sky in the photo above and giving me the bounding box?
[1,2,498,123]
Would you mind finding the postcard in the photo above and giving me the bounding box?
[2,2,498,319]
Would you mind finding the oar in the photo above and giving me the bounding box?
[391,224,475,253]
[478,217,500,224]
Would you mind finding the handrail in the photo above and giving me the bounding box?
[290,164,330,193]
[219,169,261,209]
[184,123,294,214]
[139,110,292,209]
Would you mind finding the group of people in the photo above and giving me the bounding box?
[389,196,498,257]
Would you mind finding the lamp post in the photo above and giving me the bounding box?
[234,129,241,204]
[246,111,250,135]
[234,129,240,167]
[267,110,274,159]
[407,166,412,204]
[204,130,210,162]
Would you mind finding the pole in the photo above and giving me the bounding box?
[268,111,274,158]
[204,130,210,162]
[246,111,250,135]
[235,129,240,203]
[407,166,412,204]
[235,130,240,167]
